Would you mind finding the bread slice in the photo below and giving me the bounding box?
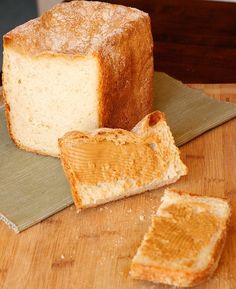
[130,188,231,287]
[58,111,187,209]
[3,1,153,157]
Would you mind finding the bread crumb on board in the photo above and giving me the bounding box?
[139,215,145,221]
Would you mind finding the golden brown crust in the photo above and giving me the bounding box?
[58,137,82,207]
[168,187,231,203]
[137,111,165,130]
[98,14,153,130]
[148,111,165,127]
[3,1,148,56]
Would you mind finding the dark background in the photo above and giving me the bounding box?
[96,0,236,83]
[0,0,37,69]
[1,0,236,83]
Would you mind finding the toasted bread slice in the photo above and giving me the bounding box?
[58,111,187,209]
[130,188,231,287]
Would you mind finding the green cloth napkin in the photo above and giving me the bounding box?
[1,72,236,233]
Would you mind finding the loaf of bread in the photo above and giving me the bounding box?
[58,111,187,209]
[2,1,153,157]
[130,188,231,287]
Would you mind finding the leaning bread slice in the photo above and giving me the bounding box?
[130,188,231,287]
[58,111,187,209]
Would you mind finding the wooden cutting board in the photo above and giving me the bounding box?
[0,84,236,289]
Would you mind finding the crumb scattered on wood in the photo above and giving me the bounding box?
[139,215,145,221]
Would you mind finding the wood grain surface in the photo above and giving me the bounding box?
[0,84,236,289]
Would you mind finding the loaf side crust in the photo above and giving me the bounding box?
[98,14,153,130]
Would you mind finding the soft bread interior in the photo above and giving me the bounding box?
[59,112,187,208]
[3,48,99,156]
[130,188,230,285]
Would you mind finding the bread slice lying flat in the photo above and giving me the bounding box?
[58,111,187,209]
[130,188,231,287]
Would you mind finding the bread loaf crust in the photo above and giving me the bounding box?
[98,15,153,130]
[3,1,153,156]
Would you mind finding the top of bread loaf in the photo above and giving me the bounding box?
[4,1,149,56]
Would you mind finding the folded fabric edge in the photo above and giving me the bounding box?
[0,197,73,233]
[17,197,73,232]
[0,213,19,233]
